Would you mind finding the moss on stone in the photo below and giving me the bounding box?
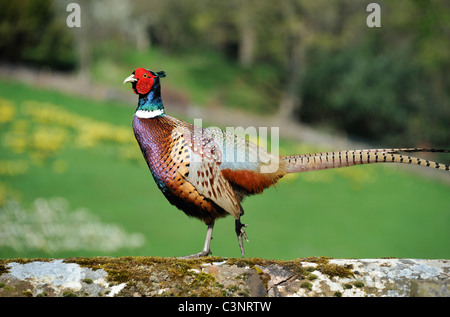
[63,256,232,297]
[22,290,32,297]
[0,256,358,297]
[353,281,365,288]
[62,290,77,297]
[316,262,354,279]
[82,278,93,284]
[300,281,313,290]
[343,283,353,289]
[0,264,8,276]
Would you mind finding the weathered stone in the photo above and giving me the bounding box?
[0,257,448,297]
[410,280,450,297]
[201,261,267,296]
[0,259,125,297]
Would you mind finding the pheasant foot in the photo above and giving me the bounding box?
[179,223,214,259]
[179,250,212,259]
[235,219,249,257]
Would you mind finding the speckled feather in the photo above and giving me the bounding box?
[132,115,285,225]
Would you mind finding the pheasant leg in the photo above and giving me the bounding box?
[179,223,214,258]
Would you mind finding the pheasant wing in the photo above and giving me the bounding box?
[171,126,242,219]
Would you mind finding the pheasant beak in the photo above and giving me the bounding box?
[123,74,137,84]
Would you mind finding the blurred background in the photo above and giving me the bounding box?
[0,0,449,260]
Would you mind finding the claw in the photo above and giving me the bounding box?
[178,223,214,259]
[235,219,249,257]
[179,249,212,259]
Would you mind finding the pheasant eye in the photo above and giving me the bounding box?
[142,73,148,78]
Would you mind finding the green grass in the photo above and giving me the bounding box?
[0,80,449,260]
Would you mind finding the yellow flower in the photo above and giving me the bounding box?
[0,160,29,176]
[0,98,15,123]
[1,131,28,154]
[31,126,67,157]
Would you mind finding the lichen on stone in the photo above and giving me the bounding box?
[0,257,448,297]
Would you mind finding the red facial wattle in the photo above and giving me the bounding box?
[133,68,154,95]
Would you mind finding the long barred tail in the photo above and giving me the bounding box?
[282,148,450,173]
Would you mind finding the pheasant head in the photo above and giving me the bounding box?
[124,68,167,118]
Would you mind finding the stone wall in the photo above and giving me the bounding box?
[0,257,449,297]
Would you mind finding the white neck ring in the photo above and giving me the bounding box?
[135,109,164,118]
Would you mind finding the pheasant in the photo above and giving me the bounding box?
[124,67,450,258]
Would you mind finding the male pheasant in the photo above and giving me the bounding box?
[124,67,450,258]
